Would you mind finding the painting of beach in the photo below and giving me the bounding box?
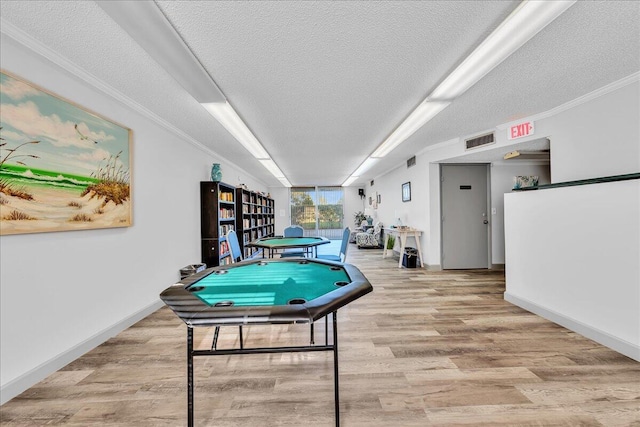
[0,70,132,235]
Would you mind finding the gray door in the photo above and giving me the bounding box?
[441,164,489,269]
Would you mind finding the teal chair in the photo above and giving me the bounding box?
[226,230,243,263]
[213,230,244,350]
[280,225,306,257]
[317,227,350,262]
[284,225,304,237]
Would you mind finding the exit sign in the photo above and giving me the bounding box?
[508,121,534,140]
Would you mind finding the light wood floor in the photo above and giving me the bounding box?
[2,247,639,426]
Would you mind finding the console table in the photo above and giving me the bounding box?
[383,228,424,268]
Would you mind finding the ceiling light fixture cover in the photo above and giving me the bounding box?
[430,0,576,100]
[98,1,292,187]
[344,0,576,186]
[259,159,285,178]
[371,101,451,158]
[277,177,292,187]
[202,102,270,159]
[353,157,379,176]
[96,0,225,103]
[342,175,359,187]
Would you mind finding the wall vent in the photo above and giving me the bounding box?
[465,133,494,150]
[407,156,416,168]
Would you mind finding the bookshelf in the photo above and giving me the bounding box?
[235,187,275,259]
[200,181,236,267]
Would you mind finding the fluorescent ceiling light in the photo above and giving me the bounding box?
[260,159,292,187]
[259,159,285,178]
[96,1,225,103]
[203,102,270,159]
[342,175,359,187]
[99,1,293,186]
[353,157,379,176]
[371,101,450,158]
[277,177,292,187]
[430,0,576,100]
[352,0,574,179]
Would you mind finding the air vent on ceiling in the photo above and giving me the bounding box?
[407,156,416,168]
[465,133,494,150]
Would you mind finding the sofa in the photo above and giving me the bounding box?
[355,222,383,248]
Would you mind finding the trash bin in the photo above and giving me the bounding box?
[179,263,206,280]
[402,247,418,268]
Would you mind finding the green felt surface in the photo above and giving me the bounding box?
[190,260,351,307]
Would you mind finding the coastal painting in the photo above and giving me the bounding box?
[0,71,132,235]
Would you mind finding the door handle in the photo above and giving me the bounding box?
[483,220,489,225]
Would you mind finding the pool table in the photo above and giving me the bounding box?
[159,258,372,427]
[247,235,330,258]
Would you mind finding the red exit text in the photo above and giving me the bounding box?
[508,121,534,140]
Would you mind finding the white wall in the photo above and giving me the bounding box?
[490,162,551,264]
[0,34,268,402]
[504,180,640,361]
[269,186,289,235]
[548,80,640,182]
[343,186,367,230]
[365,74,639,270]
[363,159,435,265]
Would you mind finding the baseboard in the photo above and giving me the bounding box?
[504,292,640,362]
[1,299,164,405]
[491,263,505,270]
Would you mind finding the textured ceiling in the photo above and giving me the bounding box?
[1,1,638,187]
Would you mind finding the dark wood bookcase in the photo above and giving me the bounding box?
[200,181,236,267]
[235,187,275,259]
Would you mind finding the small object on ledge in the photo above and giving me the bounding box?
[211,163,222,182]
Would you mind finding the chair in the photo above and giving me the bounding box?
[284,225,304,237]
[226,230,243,263]
[280,225,306,257]
[317,227,350,262]
[215,230,243,350]
[356,222,383,248]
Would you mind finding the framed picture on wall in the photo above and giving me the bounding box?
[0,70,132,235]
[402,182,411,202]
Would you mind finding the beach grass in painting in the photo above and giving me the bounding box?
[0,71,132,235]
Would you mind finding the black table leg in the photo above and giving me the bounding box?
[187,314,340,426]
[325,316,329,345]
[187,327,194,427]
[333,311,340,427]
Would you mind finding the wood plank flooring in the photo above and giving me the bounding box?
[2,247,639,426]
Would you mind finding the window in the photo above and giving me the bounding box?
[290,187,344,239]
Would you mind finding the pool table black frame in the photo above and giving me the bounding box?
[159,258,372,427]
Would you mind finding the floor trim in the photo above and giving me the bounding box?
[504,292,640,362]
[0,300,164,405]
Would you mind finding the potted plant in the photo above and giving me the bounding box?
[386,235,396,250]
[354,211,367,226]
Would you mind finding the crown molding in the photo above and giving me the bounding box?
[388,72,639,174]
[497,72,640,130]
[0,18,268,186]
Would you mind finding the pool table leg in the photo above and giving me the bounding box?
[333,311,340,427]
[325,316,329,345]
[187,327,194,427]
